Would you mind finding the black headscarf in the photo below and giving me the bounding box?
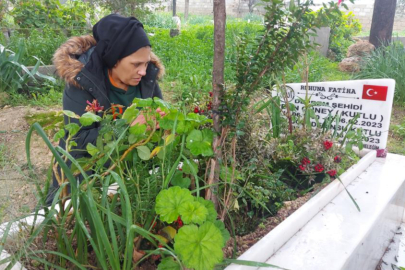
[85,14,151,74]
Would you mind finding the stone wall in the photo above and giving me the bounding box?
[343,0,405,32]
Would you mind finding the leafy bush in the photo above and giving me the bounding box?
[8,28,68,66]
[11,0,94,30]
[146,21,262,109]
[0,41,55,97]
[314,9,362,61]
[0,97,234,270]
[354,42,405,103]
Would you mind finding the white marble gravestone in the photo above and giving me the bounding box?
[278,79,395,150]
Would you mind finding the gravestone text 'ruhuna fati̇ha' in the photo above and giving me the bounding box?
[277,79,395,150]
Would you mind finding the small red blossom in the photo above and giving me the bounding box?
[299,165,306,171]
[327,170,337,177]
[314,164,324,172]
[377,148,388,158]
[334,156,342,163]
[323,140,333,150]
[85,99,104,113]
[301,157,311,165]
[209,91,213,97]
[175,216,183,227]
[178,168,182,171]
[194,107,200,113]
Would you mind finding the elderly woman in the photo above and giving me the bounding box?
[47,14,165,203]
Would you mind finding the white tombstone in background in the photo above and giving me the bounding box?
[277,79,395,150]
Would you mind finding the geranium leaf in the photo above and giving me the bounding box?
[171,171,191,189]
[178,201,208,225]
[157,257,181,270]
[86,143,99,157]
[65,123,80,136]
[213,220,230,245]
[63,110,80,119]
[53,129,65,142]
[79,112,102,126]
[155,187,194,223]
[182,159,198,174]
[133,98,153,107]
[129,123,147,135]
[122,104,139,123]
[136,146,151,161]
[196,197,217,222]
[174,222,224,270]
[186,129,213,156]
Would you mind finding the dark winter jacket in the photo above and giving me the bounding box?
[47,35,165,201]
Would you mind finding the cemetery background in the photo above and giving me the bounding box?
[1,0,405,269]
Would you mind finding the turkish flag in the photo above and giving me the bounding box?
[362,85,388,101]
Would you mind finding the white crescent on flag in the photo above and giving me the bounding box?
[366,89,377,96]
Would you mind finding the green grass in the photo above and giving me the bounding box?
[354,42,405,104]
[285,51,351,83]
[0,143,8,169]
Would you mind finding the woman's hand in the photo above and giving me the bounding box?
[130,108,166,130]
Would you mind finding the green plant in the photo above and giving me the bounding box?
[89,0,162,20]
[0,41,55,98]
[392,118,405,138]
[8,28,68,66]
[313,8,361,61]
[1,97,224,269]
[354,42,405,103]
[11,0,94,30]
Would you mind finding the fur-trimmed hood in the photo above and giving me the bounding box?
[53,35,165,88]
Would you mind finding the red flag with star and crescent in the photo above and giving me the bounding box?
[362,85,388,101]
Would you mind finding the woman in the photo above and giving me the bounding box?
[47,14,165,203]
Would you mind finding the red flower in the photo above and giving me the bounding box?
[301,157,310,165]
[299,165,306,171]
[334,156,342,163]
[194,107,200,113]
[209,92,213,97]
[314,164,324,172]
[85,99,104,113]
[323,140,333,150]
[175,216,183,227]
[327,170,337,177]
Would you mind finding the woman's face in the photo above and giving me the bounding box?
[111,46,151,87]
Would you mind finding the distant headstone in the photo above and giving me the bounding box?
[309,27,331,57]
[277,79,395,150]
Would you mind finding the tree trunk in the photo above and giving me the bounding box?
[173,0,177,16]
[369,0,397,47]
[185,0,189,21]
[206,0,226,210]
